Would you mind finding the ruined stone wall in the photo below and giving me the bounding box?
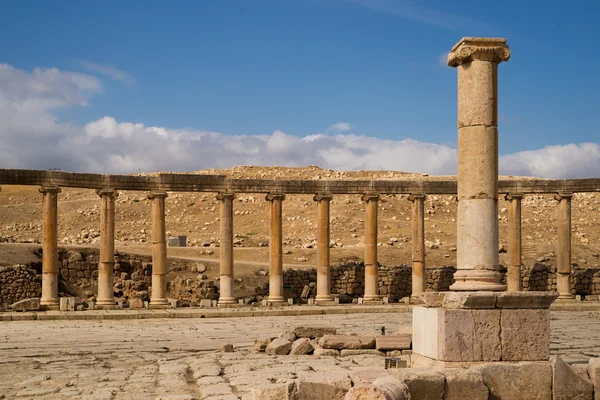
[0,265,41,305]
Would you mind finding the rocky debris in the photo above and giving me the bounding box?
[0,265,41,306]
[314,348,340,357]
[318,335,376,350]
[11,298,40,312]
[279,330,297,342]
[265,338,293,355]
[290,338,314,355]
[254,338,272,352]
[552,355,594,400]
[219,344,234,353]
[294,326,337,339]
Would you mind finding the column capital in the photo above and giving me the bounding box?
[147,191,168,200]
[408,193,427,202]
[39,185,61,194]
[95,188,119,198]
[265,193,286,202]
[504,193,524,201]
[554,192,573,201]
[313,193,332,202]
[448,37,510,68]
[361,193,379,202]
[216,192,235,201]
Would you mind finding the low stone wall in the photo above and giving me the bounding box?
[520,263,600,296]
[0,265,41,305]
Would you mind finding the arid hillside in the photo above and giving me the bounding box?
[0,166,599,277]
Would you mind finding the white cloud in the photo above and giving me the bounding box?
[0,63,598,178]
[77,60,136,86]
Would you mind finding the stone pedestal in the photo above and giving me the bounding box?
[362,193,380,301]
[96,189,118,309]
[314,193,333,302]
[148,192,170,308]
[40,186,61,310]
[408,194,426,300]
[217,192,236,305]
[266,193,286,305]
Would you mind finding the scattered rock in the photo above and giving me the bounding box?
[11,298,40,312]
[265,338,292,356]
[290,338,314,355]
[219,344,234,353]
[294,326,337,339]
[318,335,376,350]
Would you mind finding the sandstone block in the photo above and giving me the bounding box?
[441,291,497,309]
[588,358,600,400]
[376,335,411,351]
[11,298,40,312]
[496,292,558,309]
[319,335,376,350]
[345,376,409,400]
[219,344,234,353]
[552,355,593,400]
[254,338,272,352]
[290,338,314,355]
[265,338,292,355]
[340,349,385,357]
[439,309,501,362]
[501,309,549,361]
[296,371,351,400]
[443,369,488,400]
[251,382,296,400]
[294,326,337,339]
[476,361,551,400]
[388,368,444,400]
[279,330,297,342]
[314,348,340,357]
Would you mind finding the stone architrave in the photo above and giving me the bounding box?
[448,37,510,291]
[555,193,574,299]
[266,193,286,304]
[95,189,118,308]
[217,192,236,304]
[408,194,426,298]
[505,193,523,292]
[362,193,380,300]
[40,185,61,310]
[148,191,169,307]
[313,193,333,302]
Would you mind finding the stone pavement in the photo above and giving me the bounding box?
[0,311,599,399]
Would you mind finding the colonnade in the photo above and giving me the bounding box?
[30,184,578,309]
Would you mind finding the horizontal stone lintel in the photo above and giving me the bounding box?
[415,291,558,309]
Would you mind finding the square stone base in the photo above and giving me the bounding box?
[412,292,556,363]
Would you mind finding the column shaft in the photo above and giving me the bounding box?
[556,193,574,299]
[267,193,286,304]
[149,192,169,307]
[362,194,380,300]
[314,194,333,302]
[96,189,117,307]
[409,194,426,297]
[506,194,523,292]
[218,193,236,304]
[40,186,61,309]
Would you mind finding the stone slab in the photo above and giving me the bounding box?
[441,291,497,309]
[318,335,376,350]
[501,309,549,361]
[496,292,558,309]
[294,326,337,338]
[340,349,385,357]
[589,358,600,400]
[375,335,411,351]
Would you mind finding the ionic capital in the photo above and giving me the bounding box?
[313,193,332,202]
[265,193,286,202]
[95,188,119,199]
[448,37,510,68]
[39,185,62,194]
[216,192,235,201]
[408,194,427,202]
[361,193,380,203]
[504,193,524,201]
[148,191,168,200]
[554,192,573,201]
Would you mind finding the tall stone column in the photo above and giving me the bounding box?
[408,194,426,298]
[217,192,236,304]
[362,193,380,300]
[266,193,286,304]
[505,193,523,292]
[148,192,169,307]
[40,186,61,310]
[448,37,510,291]
[314,193,333,302]
[555,193,574,299]
[96,189,118,308]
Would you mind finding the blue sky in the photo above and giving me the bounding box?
[0,0,599,176]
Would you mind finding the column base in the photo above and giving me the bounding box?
[149,298,170,309]
[40,299,60,311]
[218,297,237,305]
[449,270,506,291]
[266,296,287,306]
[556,294,576,302]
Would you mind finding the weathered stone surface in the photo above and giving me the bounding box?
[290,338,314,355]
[294,326,337,339]
[439,309,501,362]
[319,335,376,350]
[501,309,549,361]
[414,292,445,307]
[349,369,391,387]
[251,382,296,400]
[314,348,340,357]
[340,349,385,357]
[345,376,409,400]
[11,298,40,312]
[296,371,351,400]
[265,338,292,355]
[588,358,600,400]
[496,292,558,309]
[279,330,297,342]
[444,369,488,400]
[476,361,552,400]
[254,338,272,352]
[219,343,234,353]
[388,368,444,400]
[552,355,593,400]
[375,335,411,351]
[441,291,497,309]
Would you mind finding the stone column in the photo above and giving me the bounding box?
[408,194,426,298]
[448,37,510,291]
[96,189,118,308]
[266,193,286,304]
[362,193,380,300]
[505,193,523,292]
[314,193,333,302]
[40,186,61,310]
[555,193,574,299]
[148,192,169,307]
[217,192,236,304]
